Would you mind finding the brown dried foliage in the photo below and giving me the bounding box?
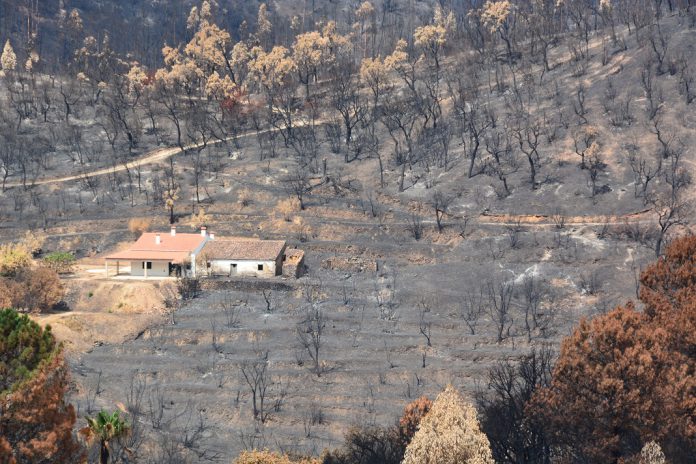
[531,236,696,462]
[0,352,83,463]
[398,396,432,446]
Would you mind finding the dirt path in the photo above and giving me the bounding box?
[476,209,654,227]
[6,117,323,187]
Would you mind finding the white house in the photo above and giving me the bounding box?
[202,238,286,277]
[104,226,209,278]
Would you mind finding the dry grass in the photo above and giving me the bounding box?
[128,217,152,237]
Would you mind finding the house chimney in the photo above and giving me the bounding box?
[170,226,176,236]
[209,233,215,240]
[155,234,161,245]
[201,226,207,237]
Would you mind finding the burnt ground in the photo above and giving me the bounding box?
[66,158,646,459]
[1,13,694,462]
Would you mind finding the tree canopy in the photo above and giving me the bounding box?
[403,385,494,464]
[532,235,696,462]
[0,308,57,394]
[0,308,82,463]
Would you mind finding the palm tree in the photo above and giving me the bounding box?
[80,410,130,464]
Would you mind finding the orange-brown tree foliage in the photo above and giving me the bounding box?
[17,267,64,312]
[398,396,432,447]
[0,278,22,309]
[532,236,696,463]
[0,267,64,313]
[0,310,83,463]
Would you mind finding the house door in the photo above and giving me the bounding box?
[230,263,237,276]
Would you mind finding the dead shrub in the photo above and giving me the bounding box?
[15,267,64,313]
[21,231,45,256]
[0,242,32,277]
[0,278,24,308]
[177,276,201,301]
[276,198,300,221]
[237,188,253,207]
[293,217,313,242]
[128,218,151,237]
[234,450,320,464]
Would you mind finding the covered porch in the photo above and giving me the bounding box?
[104,250,192,279]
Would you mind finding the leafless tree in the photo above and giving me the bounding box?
[587,145,605,201]
[506,219,523,249]
[647,21,670,75]
[239,350,273,423]
[460,287,484,335]
[487,281,515,343]
[650,143,692,256]
[218,293,242,328]
[626,144,662,203]
[418,302,432,347]
[518,276,550,342]
[484,129,518,198]
[512,116,544,189]
[650,114,674,159]
[457,102,490,178]
[283,165,311,210]
[573,84,588,124]
[677,54,695,104]
[407,210,424,240]
[261,289,274,313]
[640,61,662,120]
[296,304,326,376]
[429,189,453,233]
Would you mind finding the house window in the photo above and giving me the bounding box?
[258,264,264,271]
[143,261,152,269]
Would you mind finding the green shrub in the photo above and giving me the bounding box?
[43,251,76,274]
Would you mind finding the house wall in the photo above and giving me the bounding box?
[282,255,305,278]
[130,260,170,277]
[190,239,209,277]
[275,250,285,276]
[209,259,277,277]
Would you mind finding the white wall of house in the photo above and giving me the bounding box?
[190,240,208,277]
[209,259,277,277]
[130,260,170,277]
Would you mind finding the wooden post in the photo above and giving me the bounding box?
[116,261,119,276]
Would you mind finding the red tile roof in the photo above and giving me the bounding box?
[105,233,206,263]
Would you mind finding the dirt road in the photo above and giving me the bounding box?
[6,117,321,187]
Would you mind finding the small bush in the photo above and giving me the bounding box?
[21,231,45,257]
[234,450,319,464]
[322,427,404,464]
[238,188,253,207]
[276,198,300,221]
[128,217,151,237]
[177,276,201,301]
[0,242,31,277]
[43,252,76,274]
